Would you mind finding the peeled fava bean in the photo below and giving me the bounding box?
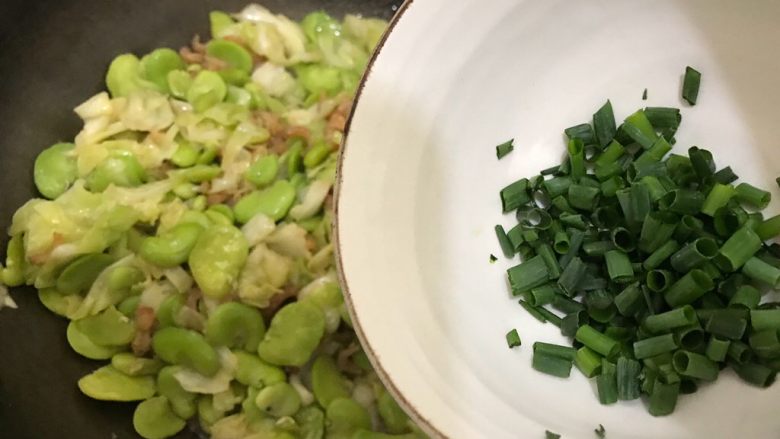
[257,301,326,367]
[152,327,221,377]
[157,366,197,419]
[112,353,164,376]
[34,142,77,199]
[139,222,204,268]
[133,396,186,439]
[57,253,117,295]
[205,302,266,352]
[78,365,156,401]
[254,382,301,417]
[233,350,286,388]
[311,355,351,408]
[189,224,248,299]
[67,321,124,360]
[73,306,136,346]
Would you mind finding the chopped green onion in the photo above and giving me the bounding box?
[593,100,617,148]
[704,311,747,340]
[506,329,522,348]
[659,189,704,215]
[623,110,658,149]
[489,254,498,263]
[682,66,701,105]
[748,329,780,359]
[727,340,753,364]
[568,184,601,211]
[545,430,561,439]
[664,269,714,307]
[713,226,762,272]
[494,225,514,258]
[605,250,634,283]
[500,178,531,213]
[648,379,679,416]
[528,284,558,307]
[742,257,780,288]
[670,237,718,273]
[672,350,718,381]
[643,305,697,333]
[544,176,573,198]
[735,182,771,209]
[496,139,514,159]
[568,138,585,181]
[533,342,577,361]
[617,357,642,400]
[519,300,547,323]
[614,282,644,317]
[597,359,618,405]
[642,88,648,100]
[610,227,636,253]
[705,336,730,362]
[575,346,603,378]
[564,123,596,145]
[728,285,760,309]
[646,270,673,293]
[575,325,619,358]
[633,334,678,359]
[733,362,777,388]
[639,211,678,253]
[532,350,573,378]
[643,241,680,270]
[558,256,587,296]
[701,183,735,217]
[756,214,780,240]
[507,255,550,295]
[751,309,780,331]
[535,306,563,327]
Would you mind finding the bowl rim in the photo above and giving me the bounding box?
[332,0,446,437]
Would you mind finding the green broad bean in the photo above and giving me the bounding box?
[173,183,198,200]
[86,151,147,192]
[256,301,325,367]
[326,397,372,436]
[234,351,286,388]
[78,365,156,401]
[152,327,221,376]
[198,395,226,427]
[187,70,227,113]
[139,222,204,268]
[107,265,146,293]
[242,387,267,424]
[66,321,124,360]
[38,287,83,318]
[295,64,342,96]
[197,146,218,165]
[156,294,185,327]
[294,406,325,439]
[33,142,77,199]
[167,70,193,99]
[189,195,208,212]
[157,366,197,419]
[254,382,301,418]
[205,302,265,351]
[284,139,304,177]
[116,295,141,318]
[353,431,420,439]
[133,396,186,439]
[206,204,235,224]
[177,164,222,183]
[3,234,27,287]
[377,389,411,434]
[139,48,185,93]
[206,40,253,74]
[289,173,306,190]
[209,11,235,38]
[245,154,279,187]
[311,355,351,408]
[233,180,297,224]
[106,54,147,97]
[112,353,164,376]
[57,253,117,295]
[189,224,248,298]
[180,210,211,229]
[73,306,136,346]
[297,215,323,233]
[303,140,331,169]
[226,85,252,107]
[218,68,250,86]
[171,141,200,168]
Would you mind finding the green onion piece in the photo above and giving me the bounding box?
[568,184,601,211]
[688,146,715,179]
[659,189,704,215]
[535,306,563,328]
[664,269,714,307]
[704,311,747,340]
[575,325,619,358]
[756,214,780,240]
[640,176,669,202]
[528,284,558,307]
[532,351,573,378]
[506,329,521,348]
[642,89,648,100]
[553,231,571,254]
[701,183,736,217]
[610,227,636,253]
[494,225,514,258]
[673,215,704,241]
[713,166,739,184]
[593,100,617,148]
[568,138,585,181]
[583,241,616,258]
[564,123,596,145]
[646,270,673,293]
[718,274,745,300]
[682,66,701,105]
[533,342,577,361]
[560,310,588,338]
[518,300,547,323]
[643,241,680,270]
[507,255,550,295]
[616,357,642,400]
[733,362,777,388]
[535,243,562,280]
[614,282,644,317]
[559,230,584,269]
[713,206,746,237]
[543,176,573,198]
[616,183,651,232]
[748,329,780,359]
[643,305,697,333]
[623,110,659,148]
[696,308,748,322]
[575,347,603,378]
[506,224,525,252]
[670,237,719,273]
[557,256,587,296]
[648,379,680,416]
[635,137,672,167]
[553,294,585,314]
[500,178,531,213]
[633,334,678,359]
[545,431,561,439]
[751,309,780,331]
[591,206,621,230]
[644,107,681,137]
[727,340,753,364]
[559,213,587,229]
[600,176,626,197]
[496,139,514,159]
[714,226,762,272]
[519,207,553,230]
[705,336,730,362]
[638,211,678,253]
[489,254,498,263]
[735,182,771,209]
[728,285,760,309]
[597,359,618,405]
[605,250,634,283]
[672,350,718,381]
[594,140,625,168]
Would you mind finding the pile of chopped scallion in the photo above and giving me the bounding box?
[496,67,780,416]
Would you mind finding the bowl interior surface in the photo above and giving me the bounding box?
[336,1,780,438]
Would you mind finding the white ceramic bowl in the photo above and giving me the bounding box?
[335,1,780,438]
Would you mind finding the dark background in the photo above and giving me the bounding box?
[0,1,400,437]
